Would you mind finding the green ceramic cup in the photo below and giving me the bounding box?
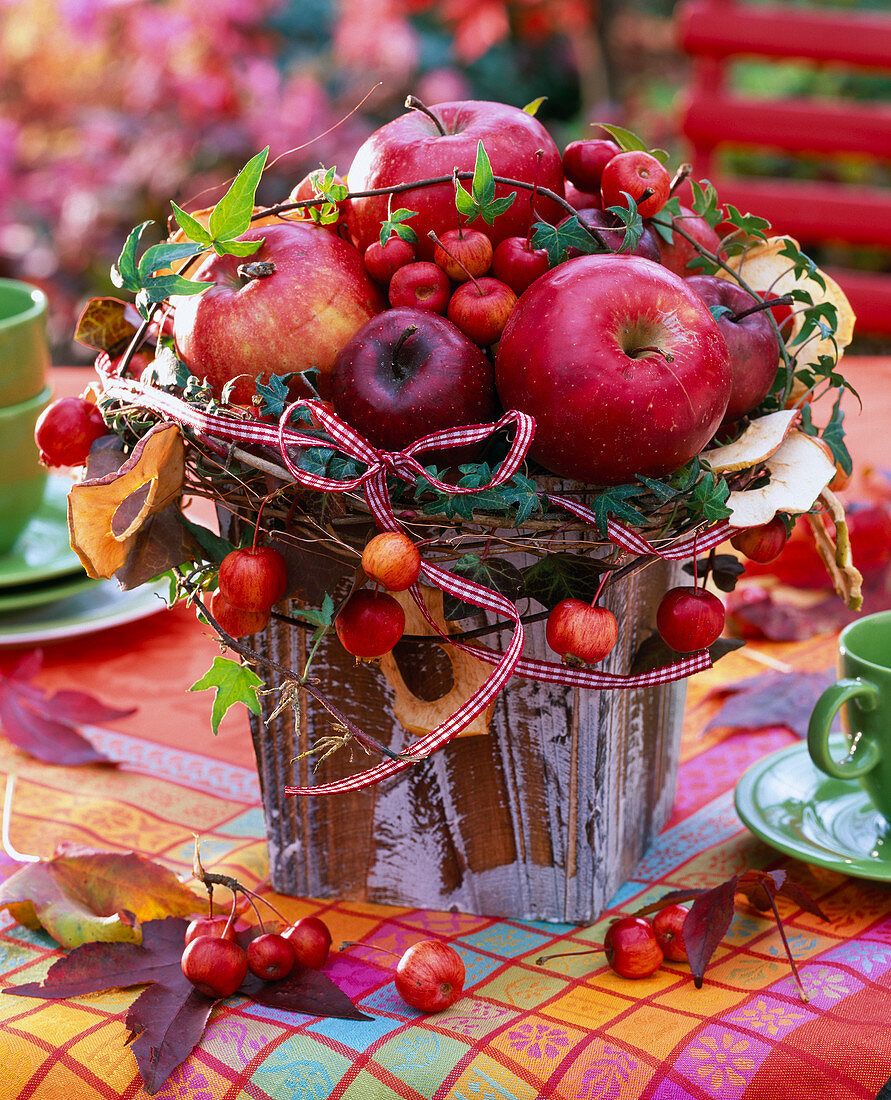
[808,611,891,822]
[0,278,50,409]
[0,385,52,555]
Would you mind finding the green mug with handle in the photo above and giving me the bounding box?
[808,610,891,822]
[0,278,50,409]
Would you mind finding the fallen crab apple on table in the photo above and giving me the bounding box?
[42,97,859,788]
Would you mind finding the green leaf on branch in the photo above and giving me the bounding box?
[820,392,853,477]
[170,202,214,247]
[417,468,543,526]
[605,194,644,253]
[379,208,419,247]
[111,221,152,293]
[189,657,263,736]
[689,471,731,523]
[208,147,269,242]
[591,483,648,535]
[688,179,723,229]
[531,216,599,266]
[777,238,826,291]
[455,141,516,226]
[291,593,335,645]
[721,204,770,241]
[255,373,294,419]
[596,123,668,162]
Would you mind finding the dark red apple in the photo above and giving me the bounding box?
[494,255,732,484]
[491,236,550,295]
[652,905,689,963]
[330,307,499,457]
[282,916,332,969]
[730,516,789,563]
[218,545,288,611]
[685,275,781,422]
[604,917,663,979]
[563,181,602,211]
[559,208,661,262]
[247,933,296,981]
[335,590,405,658]
[655,205,722,277]
[209,589,271,638]
[181,936,248,998]
[344,100,565,260]
[562,138,620,193]
[172,222,385,404]
[656,587,725,651]
[35,397,108,467]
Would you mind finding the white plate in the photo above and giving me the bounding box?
[0,579,170,646]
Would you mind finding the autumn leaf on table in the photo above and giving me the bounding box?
[5,916,371,1095]
[0,650,136,765]
[703,668,837,740]
[0,845,201,948]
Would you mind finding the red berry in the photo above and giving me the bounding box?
[335,590,405,658]
[603,916,663,979]
[395,940,465,1013]
[361,531,422,591]
[653,904,689,963]
[656,587,725,652]
[546,599,618,664]
[181,936,248,998]
[282,916,332,969]
[34,396,108,467]
[247,932,296,981]
[219,546,288,611]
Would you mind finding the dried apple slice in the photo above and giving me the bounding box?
[725,430,835,529]
[719,236,855,365]
[68,423,185,578]
[703,410,799,474]
[806,488,863,610]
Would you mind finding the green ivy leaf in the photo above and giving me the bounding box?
[208,147,269,242]
[170,202,213,246]
[531,216,599,266]
[605,194,644,253]
[688,179,723,229]
[591,483,648,535]
[254,373,294,419]
[689,472,731,523]
[379,208,419,247]
[521,552,619,610]
[443,555,524,620]
[189,656,263,736]
[454,142,516,227]
[820,392,852,476]
[111,221,153,293]
[722,204,770,241]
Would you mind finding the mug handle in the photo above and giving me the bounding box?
[807,678,881,780]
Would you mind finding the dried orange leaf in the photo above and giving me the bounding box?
[703,410,799,473]
[726,430,835,528]
[806,488,863,610]
[68,423,185,578]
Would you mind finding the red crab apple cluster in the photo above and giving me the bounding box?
[211,544,288,638]
[181,913,333,998]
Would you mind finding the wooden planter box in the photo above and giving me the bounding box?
[248,555,685,923]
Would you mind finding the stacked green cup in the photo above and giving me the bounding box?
[0,278,52,555]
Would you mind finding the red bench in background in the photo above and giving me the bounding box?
[675,0,891,335]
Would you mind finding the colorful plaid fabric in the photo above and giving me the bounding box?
[1,629,890,1099]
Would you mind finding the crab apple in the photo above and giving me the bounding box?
[282,916,332,969]
[247,933,296,981]
[656,587,725,652]
[491,237,550,295]
[209,589,270,639]
[604,917,664,979]
[388,262,451,314]
[685,275,780,422]
[433,227,493,281]
[494,255,732,484]
[184,915,238,946]
[653,904,689,963]
[395,940,465,1013]
[181,936,248,998]
[171,223,385,405]
[335,590,405,658]
[34,396,108,467]
[730,517,789,563]
[218,546,288,612]
[601,151,671,218]
[362,531,422,591]
[345,99,565,260]
[546,599,618,664]
[447,277,517,346]
[562,138,620,193]
[655,205,722,277]
[364,236,416,285]
[563,181,603,211]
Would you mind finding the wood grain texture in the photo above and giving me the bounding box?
[249,556,686,922]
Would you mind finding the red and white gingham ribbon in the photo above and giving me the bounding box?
[99,371,718,794]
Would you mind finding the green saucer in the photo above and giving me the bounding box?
[0,475,82,588]
[735,736,891,881]
[0,573,99,614]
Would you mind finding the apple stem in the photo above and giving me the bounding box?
[638,186,655,206]
[252,493,275,551]
[526,148,544,241]
[236,261,275,283]
[535,946,604,965]
[591,571,611,606]
[404,95,446,137]
[427,230,482,293]
[729,294,794,323]
[668,162,692,198]
[391,325,418,380]
[339,940,401,961]
[629,345,674,363]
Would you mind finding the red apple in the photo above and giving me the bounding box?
[559,208,661,262]
[181,936,248,998]
[388,262,451,314]
[282,916,332,969]
[335,590,405,658]
[218,546,288,611]
[330,307,499,458]
[656,587,725,651]
[604,917,663,979]
[288,169,350,232]
[432,227,493,281]
[172,222,385,404]
[494,255,732,484]
[685,275,781,422]
[563,181,603,211]
[362,531,422,591]
[184,915,238,946]
[446,277,517,346]
[546,600,618,664]
[655,205,722,277]
[345,99,565,260]
[491,236,550,295]
[562,138,620,193]
[730,516,789,563]
[247,933,296,981]
[601,151,671,218]
[364,236,416,284]
[35,397,108,467]
[652,905,689,963]
[395,940,465,1013]
[209,589,270,638]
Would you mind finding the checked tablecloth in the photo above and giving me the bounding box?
[0,621,889,1100]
